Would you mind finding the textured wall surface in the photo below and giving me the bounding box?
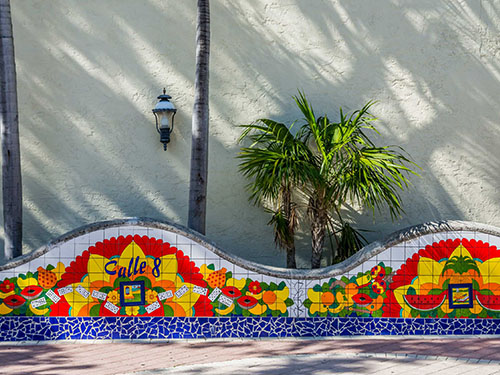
[2,0,499,267]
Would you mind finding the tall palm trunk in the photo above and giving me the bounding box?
[0,0,22,260]
[188,0,210,235]
[281,185,296,268]
[309,196,327,268]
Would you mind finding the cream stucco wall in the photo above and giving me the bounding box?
[2,0,499,267]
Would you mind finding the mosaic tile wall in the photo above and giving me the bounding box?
[1,221,500,340]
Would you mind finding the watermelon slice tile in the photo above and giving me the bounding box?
[20,285,43,300]
[352,293,373,307]
[403,292,447,311]
[3,294,26,309]
[475,293,500,312]
[237,295,258,310]
[221,286,242,300]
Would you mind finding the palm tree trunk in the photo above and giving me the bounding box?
[0,0,22,260]
[309,197,327,269]
[282,185,296,268]
[310,219,326,268]
[188,0,210,235]
[286,244,296,269]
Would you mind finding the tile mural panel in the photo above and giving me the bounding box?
[1,221,500,339]
[0,230,294,319]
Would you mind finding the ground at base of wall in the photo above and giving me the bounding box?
[2,337,500,375]
[1,316,500,341]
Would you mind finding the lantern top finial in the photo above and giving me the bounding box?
[155,89,173,104]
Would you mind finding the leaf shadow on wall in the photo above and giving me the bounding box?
[208,0,500,265]
[7,0,500,268]
[10,1,275,265]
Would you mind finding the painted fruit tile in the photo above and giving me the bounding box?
[2,224,500,340]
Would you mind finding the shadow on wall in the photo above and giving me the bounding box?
[4,0,499,267]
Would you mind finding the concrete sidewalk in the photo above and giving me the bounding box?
[122,353,500,375]
[2,336,500,375]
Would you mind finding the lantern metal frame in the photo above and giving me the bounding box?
[152,88,177,150]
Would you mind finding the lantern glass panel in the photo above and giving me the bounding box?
[157,111,170,130]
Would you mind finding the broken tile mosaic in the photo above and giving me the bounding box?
[1,222,500,340]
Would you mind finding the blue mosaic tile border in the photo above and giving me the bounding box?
[1,317,499,341]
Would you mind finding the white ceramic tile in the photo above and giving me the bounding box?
[190,244,208,259]
[74,243,90,257]
[261,274,276,285]
[28,256,47,270]
[221,258,238,272]
[77,235,94,247]
[115,225,139,238]
[133,227,150,237]
[0,269,15,280]
[474,232,490,244]
[290,280,307,318]
[12,263,30,275]
[404,244,421,259]
[174,242,189,256]
[349,264,364,276]
[286,279,300,295]
[426,232,446,243]
[360,259,378,274]
[203,257,221,270]
[485,234,500,249]
[103,227,120,240]
[417,233,435,247]
[388,259,405,273]
[88,229,105,244]
[176,234,192,246]
[44,257,61,268]
[159,230,177,246]
[459,230,477,239]
[59,239,76,258]
[143,228,162,241]
[402,237,421,249]
[375,249,392,264]
[46,245,62,259]
[389,245,405,261]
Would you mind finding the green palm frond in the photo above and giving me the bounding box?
[238,91,420,268]
[336,221,368,262]
[442,255,480,275]
[266,204,298,251]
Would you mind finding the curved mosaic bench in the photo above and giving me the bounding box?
[1,218,500,340]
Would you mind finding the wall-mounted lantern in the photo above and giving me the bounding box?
[152,88,177,150]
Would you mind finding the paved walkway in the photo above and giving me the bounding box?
[2,337,500,375]
[125,353,500,375]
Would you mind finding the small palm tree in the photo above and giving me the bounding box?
[295,92,419,268]
[238,119,313,268]
[238,92,419,269]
